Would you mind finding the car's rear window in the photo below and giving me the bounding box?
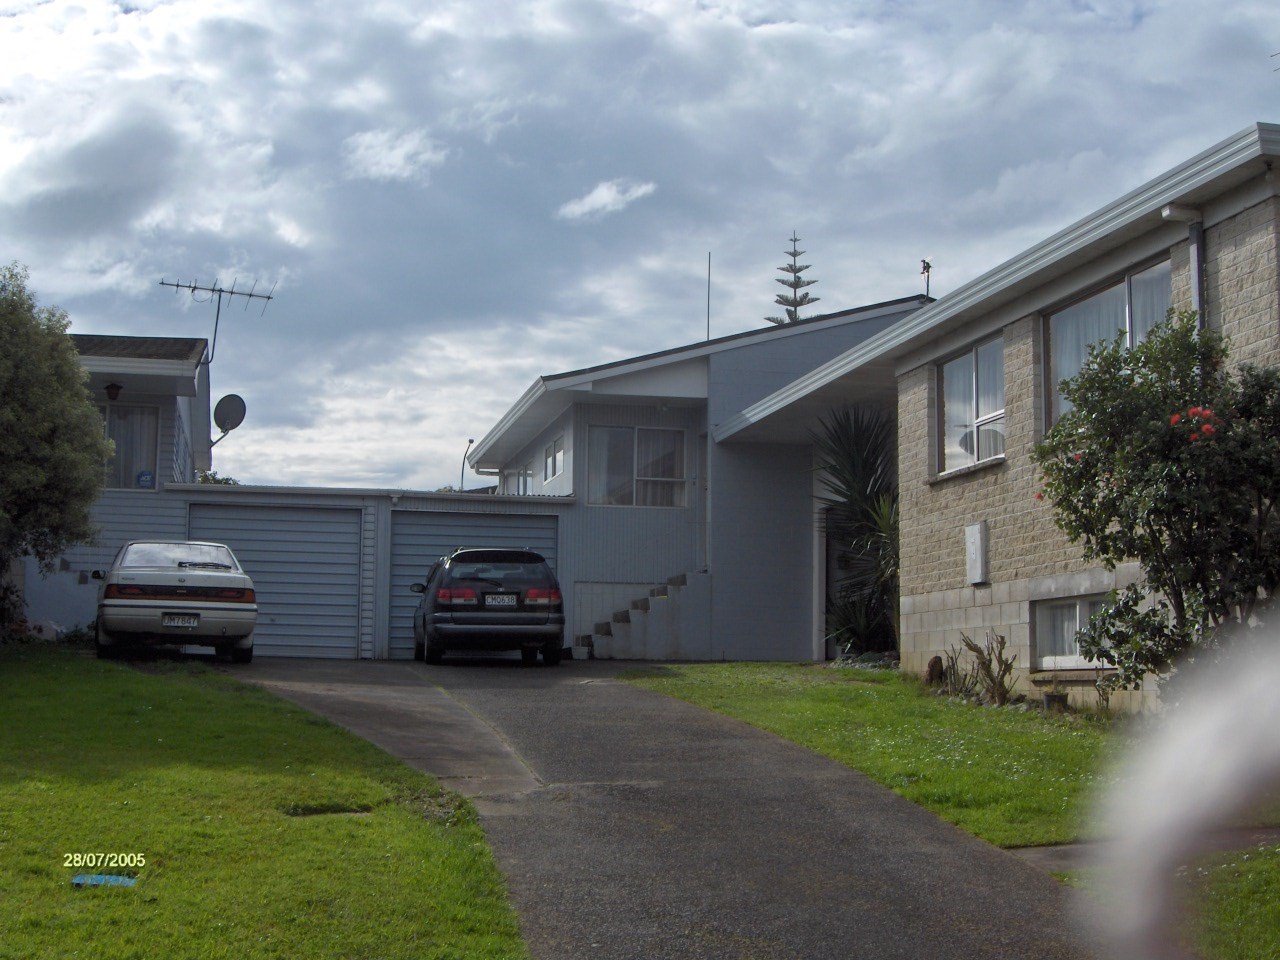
[446,557,551,586]
[120,542,238,569]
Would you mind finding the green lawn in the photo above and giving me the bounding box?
[0,643,527,960]
[622,661,1280,960]
[623,661,1109,847]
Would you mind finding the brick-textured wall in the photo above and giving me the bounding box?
[1207,196,1280,369]
[896,194,1280,703]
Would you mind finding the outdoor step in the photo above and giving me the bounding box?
[631,597,650,612]
[666,573,688,588]
[612,609,630,624]
[593,621,613,637]
[648,586,669,598]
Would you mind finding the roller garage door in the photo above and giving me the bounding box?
[389,511,558,659]
[189,503,362,658]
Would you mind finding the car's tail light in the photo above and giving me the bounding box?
[524,587,562,607]
[103,584,255,602]
[104,584,146,599]
[436,587,477,606]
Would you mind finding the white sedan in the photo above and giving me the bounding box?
[94,540,258,662]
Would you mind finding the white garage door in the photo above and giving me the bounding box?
[389,511,558,659]
[189,503,362,658]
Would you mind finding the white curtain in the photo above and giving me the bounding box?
[1050,282,1127,419]
[1130,260,1172,342]
[588,426,634,505]
[941,352,975,471]
[105,406,158,489]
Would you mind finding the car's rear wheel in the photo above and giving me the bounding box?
[230,644,253,664]
[521,647,538,665]
[413,639,425,662]
[541,642,562,666]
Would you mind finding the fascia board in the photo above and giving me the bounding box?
[80,355,201,394]
[715,123,1278,444]
[468,378,549,465]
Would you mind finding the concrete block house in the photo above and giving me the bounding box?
[718,122,1280,704]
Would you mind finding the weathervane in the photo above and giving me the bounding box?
[158,277,276,365]
[920,259,932,297]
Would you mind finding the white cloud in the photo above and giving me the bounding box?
[341,128,448,183]
[556,179,657,222]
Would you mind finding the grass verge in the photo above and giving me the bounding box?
[621,661,1109,848]
[0,643,527,960]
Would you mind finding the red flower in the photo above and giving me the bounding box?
[1190,432,1201,442]
[1073,452,1082,462]
[1201,407,1213,418]
[1189,406,1203,417]
[1201,424,1216,436]
[1170,413,1182,425]
[1034,491,1045,501]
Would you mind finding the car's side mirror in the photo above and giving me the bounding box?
[409,582,425,593]
[91,570,105,580]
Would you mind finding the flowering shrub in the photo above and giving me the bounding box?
[1032,312,1280,689]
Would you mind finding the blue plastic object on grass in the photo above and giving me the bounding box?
[72,874,137,888]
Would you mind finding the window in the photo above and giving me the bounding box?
[1048,259,1172,421]
[1035,595,1107,669]
[940,336,1004,473]
[543,437,564,482]
[588,426,685,507]
[99,404,159,489]
[518,462,533,495]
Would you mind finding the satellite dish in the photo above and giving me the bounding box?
[214,394,247,434]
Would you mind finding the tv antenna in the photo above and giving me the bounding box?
[158,277,276,364]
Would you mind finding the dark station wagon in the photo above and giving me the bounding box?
[410,548,566,665]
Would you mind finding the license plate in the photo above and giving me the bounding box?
[163,614,199,628]
[484,593,517,608]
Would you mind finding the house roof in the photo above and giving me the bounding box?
[72,335,208,363]
[714,121,1280,443]
[469,295,931,471]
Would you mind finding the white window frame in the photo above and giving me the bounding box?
[938,335,1005,474]
[1046,258,1172,424]
[587,425,687,508]
[98,402,160,491]
[518,462,533,495]
[1034,594,1107,670]
[543,437,564,482]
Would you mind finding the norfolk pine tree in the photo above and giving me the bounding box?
[765,232,820,324]
[0,264,112,596]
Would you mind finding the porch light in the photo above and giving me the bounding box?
[104,383,123,401]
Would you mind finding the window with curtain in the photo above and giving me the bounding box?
[1048,259,1171,421]
[1035,596,1107,668]
[99,404,159,489]
[940,336,1004,473]
[588,426,685,507]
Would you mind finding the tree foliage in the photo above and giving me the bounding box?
[765,232,820,325]
[196,470,241,485]
[1032,311,1280,688]
[0,263,112,579]
[813,406,898,653]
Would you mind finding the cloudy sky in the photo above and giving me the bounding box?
[3,0,1278,490]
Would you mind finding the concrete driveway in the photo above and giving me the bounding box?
[240,657,1096,960]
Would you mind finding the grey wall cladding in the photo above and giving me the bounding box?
[388,511,558,659]
[188,503,363,658]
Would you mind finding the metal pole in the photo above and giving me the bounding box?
[460,438,474,491]
[706,252,711,341]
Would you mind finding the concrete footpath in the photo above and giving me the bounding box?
[240,657,1098,960]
